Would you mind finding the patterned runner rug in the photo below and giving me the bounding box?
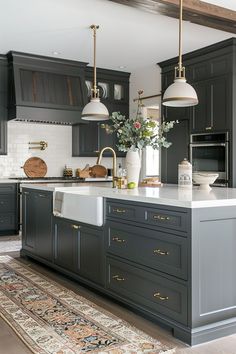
[0,256,175,354]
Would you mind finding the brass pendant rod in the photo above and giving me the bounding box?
[90,24,99,98]
[133,93,162,102]
[178,0,183,74]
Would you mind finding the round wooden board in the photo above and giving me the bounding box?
[22,157,47,178]
[90,165,107,178]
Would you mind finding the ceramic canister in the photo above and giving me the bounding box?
[178,158,192,188]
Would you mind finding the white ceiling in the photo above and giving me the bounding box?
[202,0,236,11]
[0,0,235,71]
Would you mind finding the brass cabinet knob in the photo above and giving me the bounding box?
[112,236,126,243]
[153,292,169,301]
[153,215,170,221]
[113,208,126,214]
[153,249,170,256]
[71,224,81,230]
[112,275,125,281]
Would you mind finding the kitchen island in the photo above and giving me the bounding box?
[20,184,236,345]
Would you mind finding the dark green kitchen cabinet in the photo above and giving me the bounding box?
[72,120,123,157]
[72,122,99,157]
[53,217,104,285]
[22,189,36,252]
[161,117,190,184]
[53,218,79,272]
[159,37,236,185]
[0,183,18,235]
[72,67,130,157]
[191,75,230,133]
[78,225,104,285]
[22,189,53,261]
[0,56,8,155]
[34,192,53,261]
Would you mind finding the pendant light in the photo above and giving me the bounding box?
[162,0,198,107]
[81,25,109,121]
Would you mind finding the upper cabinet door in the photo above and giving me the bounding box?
[72,68,130,157]
[191,81,209,133]
[191,75,230,133]
[72,123,99,157]
[210,75,230,132]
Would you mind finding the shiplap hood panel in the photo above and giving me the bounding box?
[7,51,88,125]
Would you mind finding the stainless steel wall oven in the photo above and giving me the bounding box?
[190,132,229,187]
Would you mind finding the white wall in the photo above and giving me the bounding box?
[0,121,122,177]
[129,64,162,116]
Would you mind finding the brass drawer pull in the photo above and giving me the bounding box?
[113,208,126,214]
[205,126,212,130]
[154,249,170,256]
[71,224,81,230]
[153,215,170,221]
[112,275,125,281]
[112,237,126,243]
[153,292,169,301]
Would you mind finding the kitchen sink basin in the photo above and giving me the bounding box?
[53,188,103,226]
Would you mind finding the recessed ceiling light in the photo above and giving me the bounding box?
[52,51,61,55]
[119,65,126,69]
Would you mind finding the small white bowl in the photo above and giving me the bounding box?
[192,172,219,191]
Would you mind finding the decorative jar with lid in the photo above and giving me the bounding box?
[178,158,192,188]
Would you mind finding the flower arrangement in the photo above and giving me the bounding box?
[102,91,178,152]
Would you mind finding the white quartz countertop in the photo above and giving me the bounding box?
[0,179,19,183]
[20,183,236,208]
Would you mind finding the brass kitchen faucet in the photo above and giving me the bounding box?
[96,147,117,188]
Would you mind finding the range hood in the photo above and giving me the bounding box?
[7,51,88,125]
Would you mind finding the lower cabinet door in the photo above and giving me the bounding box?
[53,218,79,272]
[53,218,105,285]
[35,192,53,262]
[79,226,104,286]
[106,257,188,325]
[22,190,36,253]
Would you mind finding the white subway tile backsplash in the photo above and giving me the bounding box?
[0,121,123,177]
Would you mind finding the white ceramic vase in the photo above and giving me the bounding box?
[125,149,141,187]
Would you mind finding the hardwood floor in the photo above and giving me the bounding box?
[1,251,236,354]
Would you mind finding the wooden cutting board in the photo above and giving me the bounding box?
[22,157,47,178]
[90,165,107,178]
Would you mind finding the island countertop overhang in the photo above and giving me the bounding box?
[20,183,236,208]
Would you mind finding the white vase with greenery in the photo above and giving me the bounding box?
[125,149,141,186]
[102,91,178,187]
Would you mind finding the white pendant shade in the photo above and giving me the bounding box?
[163,78,198,107]
[81,98,109,121]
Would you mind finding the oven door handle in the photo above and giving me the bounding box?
[190,143,226,147]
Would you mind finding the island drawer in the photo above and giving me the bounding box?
[106,200,189,233]
[106,222,188,280]
[106,257,188,325]
[106,201,141,221]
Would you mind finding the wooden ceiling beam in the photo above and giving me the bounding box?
[108,0,236,34]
